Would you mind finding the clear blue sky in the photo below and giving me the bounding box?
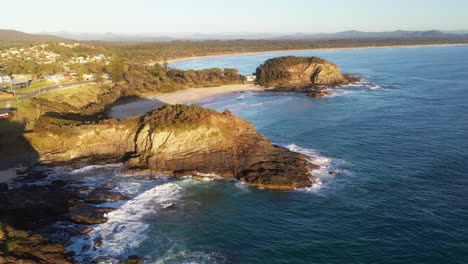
[2,0,467,34]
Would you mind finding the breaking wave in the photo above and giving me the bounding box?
[284,144,351,191]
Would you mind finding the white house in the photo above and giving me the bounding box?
[245,75,256,82]
[44,74,65,83]
[0,75,12,83]
[83,74,95,80]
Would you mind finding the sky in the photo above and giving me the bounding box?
[1,0,467,34]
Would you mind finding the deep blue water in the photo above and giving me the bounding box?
[39,46,468,263]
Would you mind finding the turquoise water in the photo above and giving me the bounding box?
[41,46,468,263]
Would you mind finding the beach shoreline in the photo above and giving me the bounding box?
[159,43,468,64]
[109,83,263,119]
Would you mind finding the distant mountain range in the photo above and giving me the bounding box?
[1,29,467,47]
[276,30,467,40]
[42,29,468,42]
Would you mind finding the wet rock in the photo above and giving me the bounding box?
[71,185,92,192]
[81,244,91,252]
[52,179,84,186]
[69,203,108,225]
[237,145,320,190]
[83,189,128,204]
[0,185,72,230]
[93,236,103,249]
[121,255,147,264]
[92,256,111,263]
[163,203,177,210]
[307,90,333,98]
[0,225,72,264]
[79,227,94,234]
[100,183,117,190]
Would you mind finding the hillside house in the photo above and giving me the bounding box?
[44,74,65,83]
[0,75,12,83]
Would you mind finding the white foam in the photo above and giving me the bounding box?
[152,247,226,264]
[68,182,183,262]
[284,144,350,192]
[230,98,286,111]
[70,163,124,175]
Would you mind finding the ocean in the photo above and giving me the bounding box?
[34,45,468,263]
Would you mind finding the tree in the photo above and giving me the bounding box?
[162,57,169,69]
[109,56,124,83]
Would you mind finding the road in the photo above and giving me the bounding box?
[0,81,96,103]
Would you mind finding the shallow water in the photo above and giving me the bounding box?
[34,45,468,263]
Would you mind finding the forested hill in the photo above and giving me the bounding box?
[0,29,70,48]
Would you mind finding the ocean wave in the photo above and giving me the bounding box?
[284,144,350,192]
[68,182,183,263]
[230,98,286,111]
[69,163,124,175]
[152,247,227,264]
[199,91,255,107]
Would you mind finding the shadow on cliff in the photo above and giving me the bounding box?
[106,95,170,119]
[0,118,39,171]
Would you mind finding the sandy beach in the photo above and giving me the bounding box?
[154,43,468,65]
[109,83,263,119]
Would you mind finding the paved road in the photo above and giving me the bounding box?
[0,81,95,102]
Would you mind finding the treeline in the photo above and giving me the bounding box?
[125,64,245,93]
[44,43,113,59]
[101,38,468,62]
[29,64,245,123]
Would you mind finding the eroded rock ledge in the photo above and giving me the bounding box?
[28,104,319,190]
[255,56,361,97]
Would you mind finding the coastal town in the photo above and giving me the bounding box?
[0,42,115,113]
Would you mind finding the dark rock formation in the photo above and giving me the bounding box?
[0,184,71,230]
[83,189,128,204]
[69,202,109,225]
[28,105,320,190]
[0,224,72,264]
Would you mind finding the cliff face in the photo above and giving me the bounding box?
[255,56,359,88]
[27,105,319,190]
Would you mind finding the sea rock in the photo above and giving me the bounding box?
[69,202,109,225]
[0,184,71,230]
[255,56,360,97]
[100,183,117,190]
[28,105,321,190]
[256,56,360,87]
[83,189,128,204]
[78,227,93,234]
[0,224,72,264]
[120,255,147,264]
[307,90,333,98]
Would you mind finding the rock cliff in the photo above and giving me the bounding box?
[27,105,319,190]
[255,56,360,96]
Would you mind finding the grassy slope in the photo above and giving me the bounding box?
[0,84,104,160]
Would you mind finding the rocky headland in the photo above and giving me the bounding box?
[27,104,319,190]
[255,56,361,97]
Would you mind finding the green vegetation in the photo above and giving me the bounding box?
[255,56,327,86]
[144,104,217,131]
[109,56,124,82]
[126,64,245,94]
[102,38,468,63]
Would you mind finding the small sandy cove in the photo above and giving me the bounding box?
[109,83,263,119]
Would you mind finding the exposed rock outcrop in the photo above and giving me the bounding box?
[27,105,319,190]
[255,56,360,96]
[0,224,72,264]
